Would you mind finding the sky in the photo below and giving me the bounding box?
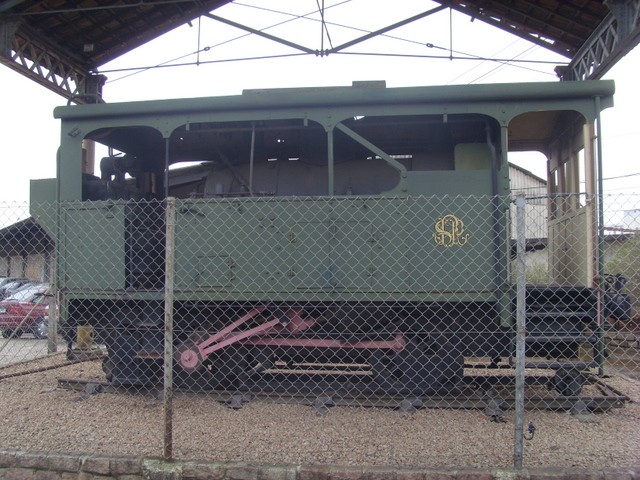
[0,0,638,208]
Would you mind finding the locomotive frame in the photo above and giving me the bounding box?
[31,80,615,396]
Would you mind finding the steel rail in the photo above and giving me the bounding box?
[55,376,629,413]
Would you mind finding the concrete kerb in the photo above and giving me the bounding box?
[0,450,638,480]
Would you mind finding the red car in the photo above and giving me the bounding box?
[0,283,50,339]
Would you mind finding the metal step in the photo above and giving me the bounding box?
[518,360,599,370]
[525,335,597,343]
[525,311,594,319]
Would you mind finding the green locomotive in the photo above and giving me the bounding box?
[31,80,614,395]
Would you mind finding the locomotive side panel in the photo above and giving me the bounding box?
[406,178,498,297]
[174,197,411,300]
[62,203,126,290]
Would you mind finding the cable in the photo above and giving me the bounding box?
[578,172,640,183]
[424,41,561,65]
[104,0,352,83]
[446,38,521,85]
[600,187,640,192]
[102,2,566,83]
[102,52,311,77]
[467,44,539,83]
[234,0,427,49]
[334,51,562,75]
[236,0,564,64]
[601,172,640,181]
[101,49,564,78]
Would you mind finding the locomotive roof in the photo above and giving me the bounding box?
[52,80,615,158]
[53,80,615,121]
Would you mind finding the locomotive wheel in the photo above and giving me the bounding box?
[551,367,587,397]
[239,347,274,377]
[175,341,204,374]
[2,328,23,339]
[174,330,215,375]
[369,345,440,394]
[174,331,249,391]
[369,340,463,394]
[32,317,48,339]
[102,356,117,382]
[369,349,405,391]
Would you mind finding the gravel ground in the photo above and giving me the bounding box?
[0,353,638,469]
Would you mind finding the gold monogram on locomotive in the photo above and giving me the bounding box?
[433,214,469,248]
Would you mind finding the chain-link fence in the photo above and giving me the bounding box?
[0,195,638,469]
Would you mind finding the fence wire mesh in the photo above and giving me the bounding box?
[0,195,638,469]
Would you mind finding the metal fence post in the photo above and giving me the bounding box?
[513,194,527,469]
[49,202,61,354]
[595,97,607,375]
[164,197,176,462]
[47,275,59,355]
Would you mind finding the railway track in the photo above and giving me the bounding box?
[3,351,629,414]
[56,375,630,415]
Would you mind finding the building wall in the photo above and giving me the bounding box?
[0,253,52,282]
[509,164,548,241]
[9,255,24,278]
[25,253,49,282]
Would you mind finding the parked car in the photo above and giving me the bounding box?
[0,277,18,287]
[0,283,50,339]
[0,278,33,300]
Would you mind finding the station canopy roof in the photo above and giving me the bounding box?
[1,1,639,101]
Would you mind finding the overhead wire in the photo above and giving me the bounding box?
[234,0,566,80]
[327,50,562,75]
[103,52,311,77]
[445,38,521,85]
[101,49,565,79]
[101,0,566,83]
[444,38,551,85]
[597,185,640,192]
[104,0,351,82]
[575,172,640,184]
[234,0,432,49]
[600,172,640,181]
[467,44,540,83]
[426,42,557,78]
